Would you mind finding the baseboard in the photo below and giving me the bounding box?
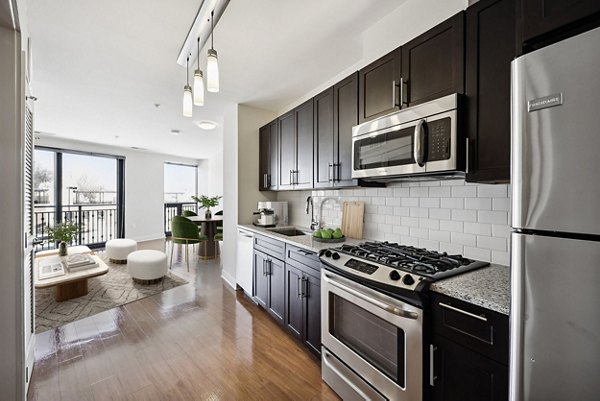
[221,269,236,290]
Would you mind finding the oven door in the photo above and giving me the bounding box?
[321,269,423,401]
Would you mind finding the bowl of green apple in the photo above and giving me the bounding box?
[312,227,345,243]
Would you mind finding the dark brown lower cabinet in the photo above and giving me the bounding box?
[429,293,509,401]
[252,249,285,326]
[431,334,508,401]
[285,260,321,357]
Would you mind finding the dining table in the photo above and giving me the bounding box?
[187,215,223,259]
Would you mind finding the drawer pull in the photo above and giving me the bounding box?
[439,302,487,322]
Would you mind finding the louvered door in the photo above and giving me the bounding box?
[23,94,35,387]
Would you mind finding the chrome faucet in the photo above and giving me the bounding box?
[306,196,319,230]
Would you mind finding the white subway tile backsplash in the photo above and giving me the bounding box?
[410,208,428,218]
[492,250,510,266]
[464,222,492,236]
[430,230,451,243]
[465,198,492,210]
[420,197,440,208]
[441,197,464,209]
[410,227,429,239]
[477,235,507,251]
[452,185,477,198]
[478,210,508,224]
[440,220,464,233]
[419,218,440,230]
[452,209,478,222]
[409,187,429,197]
[464,246,491,262]
[402,197,419,207]
[429,208,451,220]
[278,181,511,266]
[451,232,477,247]
[478,185,508,198]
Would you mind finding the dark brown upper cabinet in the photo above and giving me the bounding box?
[278,110,295,190]
[278,100,314,190]
[259,120,278,191]
[294,99,314,189]
[314,73,359,189]
[402,12,465,107]
[358,48,402,123]
[465,0,516,183]
[521,0,600,46]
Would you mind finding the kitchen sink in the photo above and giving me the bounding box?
[267,228,310,237]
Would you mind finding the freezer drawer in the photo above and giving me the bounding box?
[510,233,600,401]
[511,26,600,236]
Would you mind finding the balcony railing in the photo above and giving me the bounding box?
[164,202,197,235]
[34,204,118,250]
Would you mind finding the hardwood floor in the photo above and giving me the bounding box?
[28,240,339,401]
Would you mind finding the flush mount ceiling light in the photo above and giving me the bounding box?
[196,120,217,130]
[206,10,219,93]
[183,56,193,117]
[171,129,180,136]
[193,37,205,106]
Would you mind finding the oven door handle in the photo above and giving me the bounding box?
[324,273,419,320]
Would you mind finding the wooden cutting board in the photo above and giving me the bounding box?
[341,201,365,239]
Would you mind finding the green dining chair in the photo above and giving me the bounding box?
[182,210,197,217]
[170,215,207,271]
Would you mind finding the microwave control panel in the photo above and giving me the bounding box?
[427,117,451,161]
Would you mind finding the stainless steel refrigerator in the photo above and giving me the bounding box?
[510,27,600,401]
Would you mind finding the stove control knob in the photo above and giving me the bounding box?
[389,270,401,281]
[331,252,340,260]
[325,250,332,258]
[402,274,415,286]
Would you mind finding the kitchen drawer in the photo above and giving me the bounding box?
[285,244,320,273]
[431,293,508,365]
[253,234,285,260]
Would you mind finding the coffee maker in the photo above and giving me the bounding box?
[254,201,288,227]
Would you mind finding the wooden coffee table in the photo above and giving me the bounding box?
[34,246,109,302]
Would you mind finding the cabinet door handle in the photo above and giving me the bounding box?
[429,344,437,386]
[400,77,409,106]
[263,173,267,188]
[262,259,266,276]
[439,301,487,322]
[465,138,470,174]
[335,162,341,182]
[267,259,272,275]
[392,79,400,108]
[289,170,293,185]
[297,276,303,299]
[328,163,333,182]
[303,277,309,298]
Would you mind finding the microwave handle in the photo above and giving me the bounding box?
[413,119,426,167]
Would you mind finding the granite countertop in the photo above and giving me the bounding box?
[238,224,364,253]
[239,223,510,315]
[429,264,510,315]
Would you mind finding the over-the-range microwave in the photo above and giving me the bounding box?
[351,93,464,181]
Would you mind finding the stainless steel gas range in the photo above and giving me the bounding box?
[319,241,488,401]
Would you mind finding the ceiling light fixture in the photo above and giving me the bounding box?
[206,10,219,93]
[196,120,217,130]
[171,129,180,136]
[183,56,193,117]
[193,37,205,106]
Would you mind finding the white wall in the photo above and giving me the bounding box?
[237,104,278,224]
[35,136,203,242]
[220,103,239,287]
[0,23,25,401]
[206,150,224,198]
[278,180,511,266]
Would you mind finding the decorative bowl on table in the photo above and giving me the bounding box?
[312,236,346,243]
[312,228,345,243]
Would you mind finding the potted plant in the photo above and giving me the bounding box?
[48,221,79,256]
[191,195,222,219]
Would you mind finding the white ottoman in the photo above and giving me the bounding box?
[127,250,168,284]
[106,238,137,263]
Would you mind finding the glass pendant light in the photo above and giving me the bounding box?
[183,56,193,117]
[193,37,205,106]
[206,10,219,93]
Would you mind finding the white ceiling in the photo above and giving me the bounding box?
[28,0,404,159]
